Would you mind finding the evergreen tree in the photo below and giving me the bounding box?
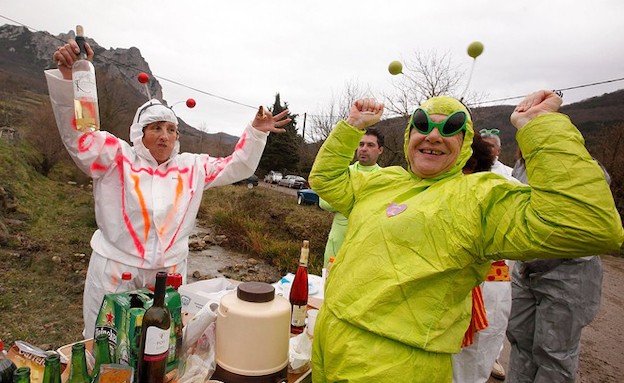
[259,93,301,173]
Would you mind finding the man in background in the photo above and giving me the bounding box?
[481,129,513,179]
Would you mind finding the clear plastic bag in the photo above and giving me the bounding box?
[178,302,219,383]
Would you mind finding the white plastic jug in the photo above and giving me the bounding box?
[214,282,290,382]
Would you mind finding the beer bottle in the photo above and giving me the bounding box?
[91,334,111,382]
[42,353,61,383]
[0,339,17,383]
[290,240,310,334]
[137,272,170,383]
[66,343,90,383]
[12,367,30,383]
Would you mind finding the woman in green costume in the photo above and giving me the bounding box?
[309,91,623,383]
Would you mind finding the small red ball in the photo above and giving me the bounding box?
[137,72,149,84]
[186,98,196,108]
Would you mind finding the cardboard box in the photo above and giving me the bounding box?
[94,287,182,373]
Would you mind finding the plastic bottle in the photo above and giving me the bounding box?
[0,339,17,383]
[289,240,310,334]
[115,272,133,293]
[41,353,61,383]
[66,343,90,383]
[72,24,100,132]
[137,272,170,383]
[166,272,183,363]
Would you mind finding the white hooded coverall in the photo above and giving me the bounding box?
[45,69,268,338]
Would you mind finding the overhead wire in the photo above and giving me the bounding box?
[2,13,624,118]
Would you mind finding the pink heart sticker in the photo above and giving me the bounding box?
[386,202,407,217]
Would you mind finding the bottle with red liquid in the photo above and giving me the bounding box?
[289,240,309,334]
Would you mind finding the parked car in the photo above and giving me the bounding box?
[234,174,259,189]
[278,175,306,189]
[264,171,283,184]
[297,188,319,206]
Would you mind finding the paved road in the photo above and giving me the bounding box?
[258,180,298,196]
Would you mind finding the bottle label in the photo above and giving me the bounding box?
[291,305,307,327]
[73,71,97,99]
[143,326,170,360]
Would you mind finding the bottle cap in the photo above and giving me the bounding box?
[121,272,132,281]
[167,273,183,289]
[75,25,84,37]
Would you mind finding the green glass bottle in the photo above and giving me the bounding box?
[12,367,30,383]
[91,334,111,383]
[42,353,61,383]
[66,343,90,383]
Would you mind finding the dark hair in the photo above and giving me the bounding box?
[364,127,384,148]
[463,131,495,174]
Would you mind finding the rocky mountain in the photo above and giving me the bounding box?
[0,24,238,152]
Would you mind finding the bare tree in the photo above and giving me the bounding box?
[594,122,624,217]
[309,79,372,142]
[383,50,482,118]
[23,99,70,175]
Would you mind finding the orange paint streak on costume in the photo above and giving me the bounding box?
[131,174,150,241]
[159,174,184,237]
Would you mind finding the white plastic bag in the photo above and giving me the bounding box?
[178,301,219,383]
[288,332,312,374]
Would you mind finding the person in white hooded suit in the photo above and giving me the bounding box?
[47,38,291,338]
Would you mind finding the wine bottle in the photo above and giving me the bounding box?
[41,353,61,383]
[137,272,170,383]
[72,24,100,133]
[66,343,90,383]
[12,367,30,383]
[0,339,16,383]
[289,240,310,334]
[90,333,111,383]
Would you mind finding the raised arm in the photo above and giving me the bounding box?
[309,99,383,215]
[483,90,623,260]
[46,39,122,178]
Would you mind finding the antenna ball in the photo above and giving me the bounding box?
[186,98,196,108]
[467,41,484,59]
[388,60,403,75]
[137,72,149,84]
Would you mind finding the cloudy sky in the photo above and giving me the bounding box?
[2,0,623,137]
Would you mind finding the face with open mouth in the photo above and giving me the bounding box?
[407,113,464,178]
[142,121,178,164]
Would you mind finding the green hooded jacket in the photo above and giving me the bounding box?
[309,97,623,379]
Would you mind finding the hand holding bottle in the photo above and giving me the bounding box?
[53,39,94,81]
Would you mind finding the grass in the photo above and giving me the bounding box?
[1,139,94,350]
[198,185,333,276]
